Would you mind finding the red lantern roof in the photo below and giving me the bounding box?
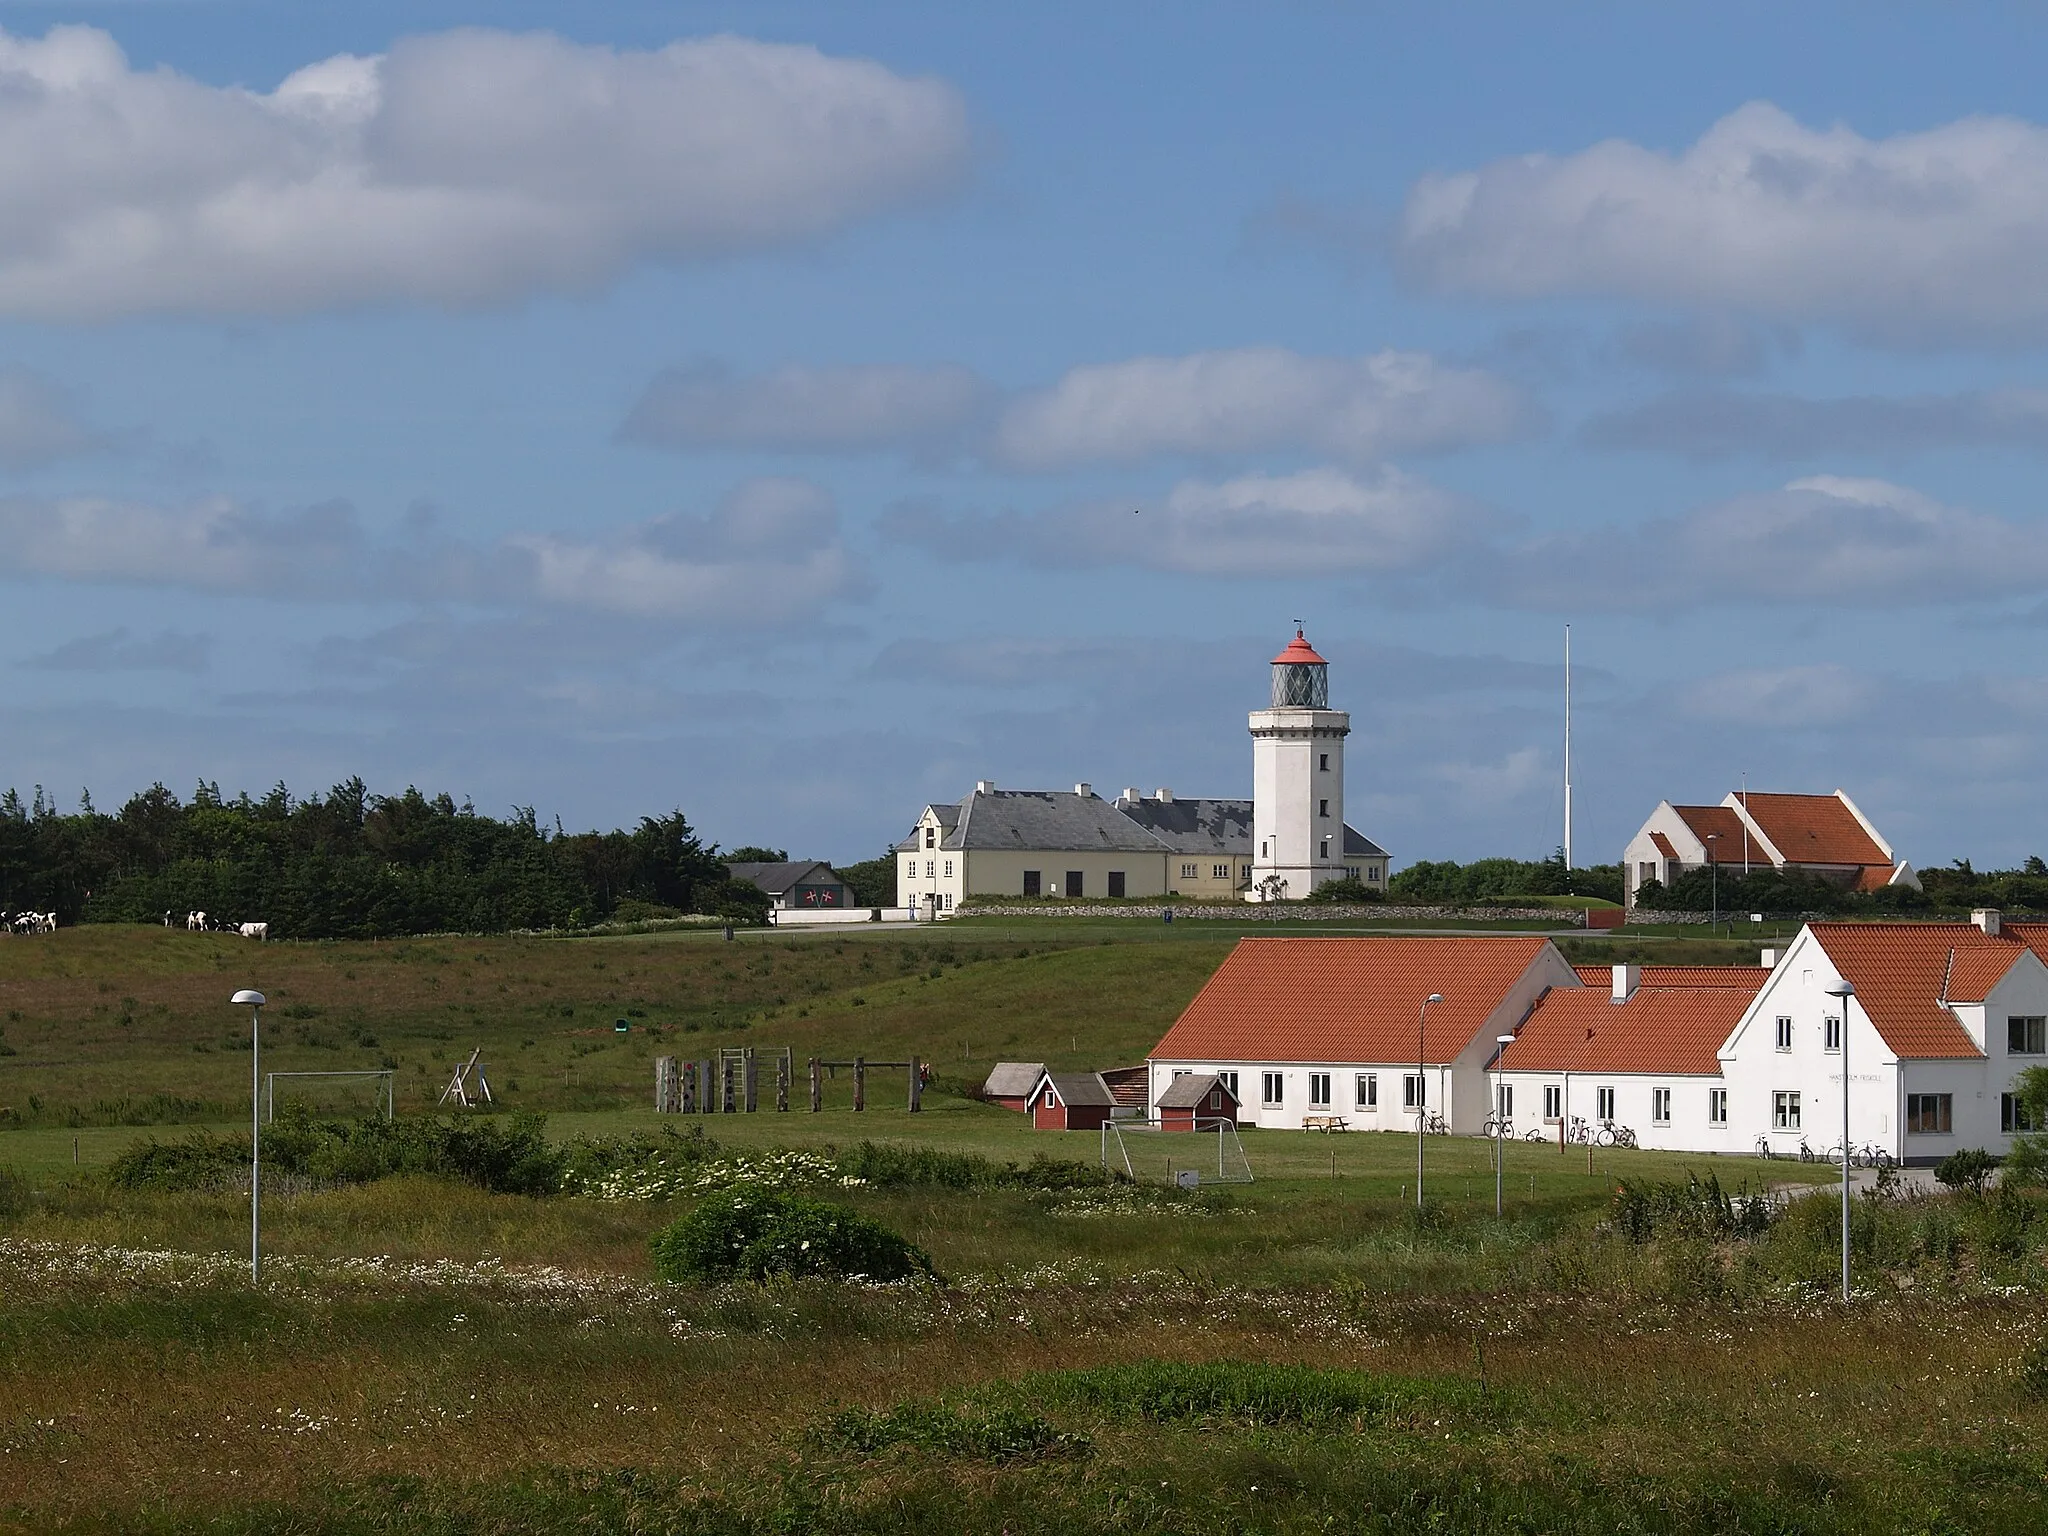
[1270,629,1327,666]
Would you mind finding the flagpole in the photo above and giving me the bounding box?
[1562,625,1573,870]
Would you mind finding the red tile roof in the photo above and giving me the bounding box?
[1649,831,1679,860]
[1149,936,1558,1067]
[1806,923,2003,1060]
[1853,864,1896,891]
[1673,805,1752,862]
[1573,965,1771,989]
[2007,922,2048,966]
[1506,985,1758,1075]
[1738,793,1888,868]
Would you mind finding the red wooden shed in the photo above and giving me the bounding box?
[982,1061,1049,1113]
[1155,1072,1241,1131]
[1029,1071,1115,1131]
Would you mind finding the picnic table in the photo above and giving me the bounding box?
[1301,1114,1350,1133]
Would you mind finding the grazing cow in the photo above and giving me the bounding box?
[163,910,174,928]
[238,922,268,941]
[186,910,206,931]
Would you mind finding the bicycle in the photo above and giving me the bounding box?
[1613,1125,1638,1149]
[1524,1126,1549,1142]
[1567,1117,1592,1146]
[1754,1134,1775,1161]
[1423,1111,1449,1136]
[1796,1140,1816,1164]
[1860,1143,1895,1170]
[1481,1116,1502,1139]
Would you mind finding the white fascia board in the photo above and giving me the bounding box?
[1720,792,1787,867]
[1834,788,1896,863]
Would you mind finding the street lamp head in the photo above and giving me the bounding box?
[1496,1034,1516,1044]
[1824,980,1856,1000]
[1426,993,1444,1005]
[230,989,265,1007]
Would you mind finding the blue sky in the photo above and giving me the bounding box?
[5,3,2048,871]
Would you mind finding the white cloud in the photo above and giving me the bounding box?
[881,465,1487,576]
[0,476,865,623]
[1398,102,2048,343]
[1683,663,1875,727]
[0,25,968,317]
[1497,475,2048,609]
[990,348,1528,469]
[619,361,990,453]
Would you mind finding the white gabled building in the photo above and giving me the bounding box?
[1623,789,1918,910]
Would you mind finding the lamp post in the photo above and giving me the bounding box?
[1826,978,1856,1302]
[1705,833,1720,934]
[231,989,266,1284]
[1494,1034,1517,1217]
[1416,992,1443,1209]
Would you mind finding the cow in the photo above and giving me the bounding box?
[238,922,268,941]
[186,911,206,931]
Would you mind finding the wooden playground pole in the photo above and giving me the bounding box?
[700,1059,714,1114]
[908,1056,922,1113]
[743,1047,758,1113]
[776,1049,790,1113]
[854,1056,866,1112]
[809,1056,822,1113]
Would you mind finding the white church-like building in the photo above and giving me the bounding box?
[897,631,1387,913]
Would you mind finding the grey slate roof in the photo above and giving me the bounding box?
[895,803,961,852]
[949,789,1168,854]
[1156,1072,1238,1109]
[982,1062,1048,1099]
[727,860,844,897]
[1343,825,1388,859]
[1034,1070,1115,1108]
[1118,797,1252,855]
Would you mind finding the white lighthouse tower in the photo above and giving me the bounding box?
[1248,629,1350,902]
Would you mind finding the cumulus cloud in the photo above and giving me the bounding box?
[989,348,1529,469]
[1497,475,2048,609]
[619,361,990,454]
[1582,387,2048,460]
[1397,102,2048,343]
[0,477,864,622]
[0,24,968,317]
[27,626,210,673]
[1682,663,1875,728]
[881,466,1487,576]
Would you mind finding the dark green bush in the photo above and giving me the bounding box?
[1611,1173,1775,1244]
[651,1187,932,1283]
[106,1111,568,1195]
[1935,1147,1997,1197]
[561,1123,719,1187]
[1303,877,1384,904]
[0,1166,31,1221]
[816,1400,1085,1462]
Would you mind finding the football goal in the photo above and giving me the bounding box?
[1099,1118,1254,1186]
[265,1070,396,1122]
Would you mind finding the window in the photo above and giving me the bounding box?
[1181,862,1198,879]
[1308,1073,1331,1108]
[925,860,935,879]
[1637,860,1656,888]
[1906,1093,1953,1135]
[1543,1085,1562,1121]
[1243,865,1254,881]
[1775,1016,1793,1052]
[1345,866,1360,879]
[1496,1083,1513,1118]
[1261,1072,1284,1108]
[1403,1074,1425,1109]
[1213,863,1230,880]
[942,893,953,912]
[1368,867,1381,881]
[1260,840,1269,857]
[1042,1086,1056,1110]
[1773,1091,1801,1130]
[1022,870,1041,896]
[1652,1087,1672,1124]
[1064,871,1084,898]
[925,827,935,849]
[2003,1092,2035,1133]
[1319,753,1329,771]
[1596,1086,1616,1122]
[943,859,953,878]
[1108,871,1126,898]
[1824,1015,1841,1053]
[1218,1070,1239,1098]
[1709,1088,1728,1126]
[1319,839,1330,858]
[1356,1073,1377,1110]
[1319,798,1330,818]
[2008,1016,2047,1055]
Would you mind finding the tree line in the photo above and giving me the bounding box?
[1633,857,2048,916]
[0,780,777,939]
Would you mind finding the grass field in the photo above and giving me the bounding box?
[3,918,2044,1534]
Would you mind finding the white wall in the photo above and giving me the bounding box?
[1495,1069,1731,1151]
[1249,707,1349,901]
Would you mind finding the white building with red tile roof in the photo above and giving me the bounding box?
[1148,923,2044,1158]
[1622,789,1918,910]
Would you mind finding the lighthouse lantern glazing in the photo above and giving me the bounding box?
[1248,629,1350,902]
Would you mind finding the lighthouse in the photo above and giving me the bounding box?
[1248,629,1350,902]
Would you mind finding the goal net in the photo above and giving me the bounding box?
[1099,1118,1254,1186]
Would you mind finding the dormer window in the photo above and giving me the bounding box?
[925,827,935,849]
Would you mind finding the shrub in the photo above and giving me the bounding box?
[816,1401,1085,1462]
[835,1141,1116,1192]
[1610,1173,1776,1244]
[650,1187,932,1283]
[1303,877,1384,904]
[1934,1147,1997,1197]
[0,1166,30,1221]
